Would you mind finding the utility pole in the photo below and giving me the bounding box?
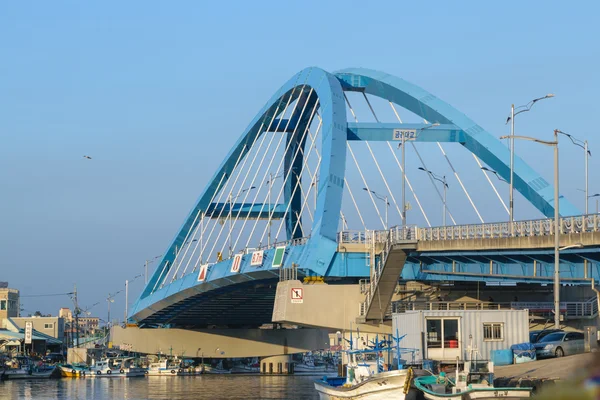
[125,280,129,323]
[509,104,515,228]
[73,284,80,348]
[401,130,406,226]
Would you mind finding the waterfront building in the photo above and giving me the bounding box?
[11,316,65,343]
[0,283,20,327]
[59,307,73,322]
[392,309,529,364]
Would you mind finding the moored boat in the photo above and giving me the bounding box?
[413,360,532,399]
[202,360,231,374]
[3,357,56,380]
[88,357,145,378]
[146,359,182,376]
[58,363,89,377]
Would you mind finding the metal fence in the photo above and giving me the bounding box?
[417,214,600,241]
[392,298,599,319]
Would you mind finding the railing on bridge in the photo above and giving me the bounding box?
[356,226,419,319]
[391,298,599,319]
[338,214,600,245]
[417,214,600,241]
[338,225,418,245]
[279,263,299,282]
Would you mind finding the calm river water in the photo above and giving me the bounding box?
[0,375,319,399]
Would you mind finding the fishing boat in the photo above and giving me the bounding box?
[88,357,145,377]
[295,352,328,374]
[231,358,260,374]
[58,363,90,377]
[314,333,424,400]
[203,360,231,374]
[3,357,56,380]
[413,360,532,399]
[146,359,182,376]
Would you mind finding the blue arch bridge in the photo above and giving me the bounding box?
[117,67,600,358]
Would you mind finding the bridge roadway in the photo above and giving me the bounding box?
[113,215,600,357]
[129,214,600,325]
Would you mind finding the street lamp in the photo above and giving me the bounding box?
[506,94,554,225]
[144,254,163,285]
[363,188,389,229]
[418,167,449,226]
[556,131,592,214]
[589,194,600,214]
[500,131,560,328]
[228,186,256,256]
[106,291,120,344]
[397,123,440,226]
[480,167,508,183]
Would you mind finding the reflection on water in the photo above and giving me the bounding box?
[0,375,319,400]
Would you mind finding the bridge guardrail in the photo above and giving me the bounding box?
[417,214,600,241]
[392,298,599,319]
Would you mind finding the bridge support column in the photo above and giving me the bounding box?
[260,355,293,375]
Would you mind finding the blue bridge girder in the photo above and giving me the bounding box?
[130,66,588,327]
[206,202,287,219]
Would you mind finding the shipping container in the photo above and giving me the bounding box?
[392,309,529,363]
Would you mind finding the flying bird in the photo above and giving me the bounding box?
[83,155,92,160]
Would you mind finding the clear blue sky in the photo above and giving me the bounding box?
[1,1,599,318]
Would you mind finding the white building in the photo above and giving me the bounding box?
[392,309,529,363]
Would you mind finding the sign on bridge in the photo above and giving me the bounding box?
[291,288,303,304]
[251,250,264,266]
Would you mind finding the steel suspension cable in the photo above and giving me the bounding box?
[473,154,509,215]
[389,102,453,226]
[258,99,322,244]
[210,85,301,261]
[230,87,314,253]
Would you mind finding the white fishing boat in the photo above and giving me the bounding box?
[231,357,260,374]
[202,360,231,374]
[88,357,145,377]
[295,352,328,374]
[146,359,182,376]
[314,355,415,399]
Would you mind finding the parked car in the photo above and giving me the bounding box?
[534,331,585,358]
[43,353,65,364]
[529,329,563,343]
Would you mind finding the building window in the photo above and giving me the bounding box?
[426,318,460,349]
[44,323,53,329]
[483,323,504,341]
[0,300,6,310]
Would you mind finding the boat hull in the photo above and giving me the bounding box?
[420,389,531,400]
[4,369,55,380]
[314,370,410,400]
[58,365,88,378]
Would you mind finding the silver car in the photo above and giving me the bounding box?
[534,331,585,358]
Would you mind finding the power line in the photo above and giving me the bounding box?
[21,292,74,298]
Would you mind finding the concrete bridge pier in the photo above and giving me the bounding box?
[111,325,331,358]
[260,355,293,374]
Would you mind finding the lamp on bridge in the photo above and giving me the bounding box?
[500,130,564,329]
[418,167,449,227]
[589,194,600,214]
[398,123,440,227]
[557,131,592,214]
[505,94,554,226]
[362,188,389,229]
[480,167,508,183]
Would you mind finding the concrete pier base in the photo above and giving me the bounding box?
[260,355,293,374]
[111,325,330,358]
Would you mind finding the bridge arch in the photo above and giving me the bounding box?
[335,68,579,219]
